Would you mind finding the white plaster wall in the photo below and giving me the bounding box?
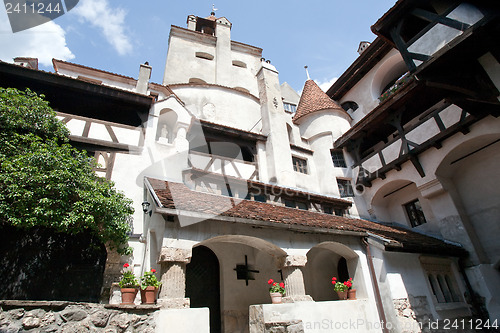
[450,140,500,262]
[229,48,261,97]
[156,308,210,333]
[163,30,217,85]
[338,49,404,125]
[260,300,382,333]
[170,86,262,133]
[408,3,483,59]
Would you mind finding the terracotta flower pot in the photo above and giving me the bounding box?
[270,292,283,304]
[140,286,159,304]
[120,288,138,305]
[336,290,348,300]
[348,289,357,300]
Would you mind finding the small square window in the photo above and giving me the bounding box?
[404,199,427,227]
[292,156,308,174]
[334,208,345,217]
[284,199,308,210]
[283,103,297,114]
[331,150,347,168]
[323,206,333,215]
[337,179,354,198]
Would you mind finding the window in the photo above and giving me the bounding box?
[404,199,427,227]
[337,179,354,198]
[292,156,308,174]
[232,60,247,68]
[195,52,214,60]
[323,206,333,215]
[283,103,297,114]
[341,101,358,112]
[334,208,345,217]
[284,199,308,210]
[421,257,463,306]
[331,150,347,168]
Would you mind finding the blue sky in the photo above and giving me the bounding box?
[1,0,396,93]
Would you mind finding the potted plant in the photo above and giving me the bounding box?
[347,278,356,300]
[119,263,139,305]
[331,277,353,300]
[140,268,161,304]
[267,279,285,304]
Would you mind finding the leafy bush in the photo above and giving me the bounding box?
[0,88,134,254]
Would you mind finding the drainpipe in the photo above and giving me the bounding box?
[362,237,390,333]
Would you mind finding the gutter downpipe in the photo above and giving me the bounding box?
[362,237,390,333]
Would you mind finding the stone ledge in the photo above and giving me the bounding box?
[104,304,161,311]
[0,300,71,310]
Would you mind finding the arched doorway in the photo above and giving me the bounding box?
[193,235,287,333]
[186,245,221,333]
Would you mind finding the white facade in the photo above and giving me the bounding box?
[29,2,498,332]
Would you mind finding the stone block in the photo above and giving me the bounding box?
[283,255,307,267]
[287,323,305,333]
[158,247,192,263]
[61,309,88,322]
[157,298,190,309]
[90,311,110,327]
[22,316,41,329]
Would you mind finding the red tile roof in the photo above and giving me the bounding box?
[147,178,467,256]
[293,80,349,124]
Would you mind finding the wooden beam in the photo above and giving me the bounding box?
[412,8,470,31]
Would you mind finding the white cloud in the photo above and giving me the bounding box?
[72,0,132,55]
[315,77,338,92]
[0,11,74,67]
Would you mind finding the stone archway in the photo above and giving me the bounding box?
[304,241,364,301]
[194,235,286,333]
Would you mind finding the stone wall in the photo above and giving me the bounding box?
[0,300,158,333]
[393,296,477,333]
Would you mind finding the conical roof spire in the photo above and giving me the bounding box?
[292,80,347,124]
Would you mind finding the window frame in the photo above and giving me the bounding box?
[331,149,347,168]
[404,199,427,227]
[337,178,354,198]
[292,156,308,174]
[420,257,467,311]
[283,102,297,114]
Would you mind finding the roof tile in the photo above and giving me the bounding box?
[293,80,348,123]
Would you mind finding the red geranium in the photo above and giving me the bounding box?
[123,263,130,268]
[332,276,353,292]
[268,278,285,295]
[151,269,156,273]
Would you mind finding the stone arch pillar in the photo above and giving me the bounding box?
[157,247,192,309]
[281,255,313,302]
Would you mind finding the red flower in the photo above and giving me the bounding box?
[273,282,277,286]
[279,282,285,288]
[151,269,156,273]
[123,263,130,268]
[268,279,274,285]
[332,280,336,285]
[332,277,337,281]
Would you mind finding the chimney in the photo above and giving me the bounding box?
[13,57,38,70]
[357,41,371,55]
[136,62,152,94]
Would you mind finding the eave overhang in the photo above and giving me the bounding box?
[0,61,153,127]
